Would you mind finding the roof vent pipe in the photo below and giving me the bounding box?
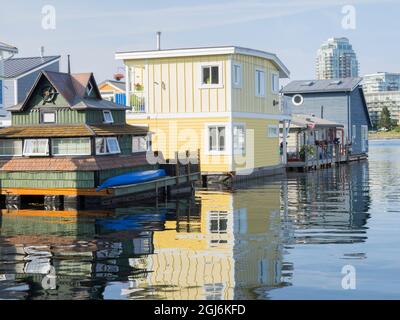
[67,54,71,74]
[156,31,161,50]
[40,46,45,60]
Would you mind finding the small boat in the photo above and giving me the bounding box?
[96,169,167,191]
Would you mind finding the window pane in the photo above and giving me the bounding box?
[218,127,225,151]
[234,126,245,153]
[23,139,49,156]
[52,138,91,156]
[202,67,211,84]
[106,137,121,154]
[96,138,107,154]
[0,140,22,156]
[42,112,56,123]
[209,127,217,151]
[132,136,148,153]
[103,111,114,123]
[211,66,219,84]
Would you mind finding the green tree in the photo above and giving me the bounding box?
[379,106,393,130]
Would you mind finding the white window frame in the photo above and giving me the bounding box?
[199,62,223,89]
[51,137,91,156]
[232,63,242,88]
[102,110,114,124]
[255,67,266,97]
[271,73,279,94]
[0,139,23,157]
[204,123,230,155]
[86,81,94,96]
[233,123,246,155]
[41,111,57,124]
[132,135,152,153]
[95,137,121,155]
[267,125,279,138]
[23,139,49,156]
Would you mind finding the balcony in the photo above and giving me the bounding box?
[129,91,145,113]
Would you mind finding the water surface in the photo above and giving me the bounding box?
[0,140,399,299]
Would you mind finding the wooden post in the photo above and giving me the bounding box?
[186,150,191,177]
[175,151,179,186]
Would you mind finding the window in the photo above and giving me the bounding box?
[52,138,91,156]
[361,125,368,152]
[352,125,357,144]
[233,125,245,154]
[267,125,279,138]
[272,73,279,93]
[103,110,114,124]
[292,94,304,106]
[41,112,56,123]
[132,135,151,153]
[86,81,94,96]
[0,139,23,156]
[255,69,265,97]
[208,126,226,152]
[233,63,242,88]
[95,137,120,155]
[200,64,222,87]
[209,211,228,234]
[23,139,49,156]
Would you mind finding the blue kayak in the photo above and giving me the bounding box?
[96,169,166,191]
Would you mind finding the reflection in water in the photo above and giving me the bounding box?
[2,141,399,300]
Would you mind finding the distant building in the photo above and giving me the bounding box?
[362,72,400,127]
[0,55,60,122]
[363,72,400,93]
[282,78,371,158]
[98,79,126,105]
[316,37,359,80]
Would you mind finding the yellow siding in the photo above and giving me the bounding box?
[126,55,229,114]
[232,54,281,114]
[128,117,231,173]
[232,117,281,171]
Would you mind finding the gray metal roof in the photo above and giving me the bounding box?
[2,56,60,78]
[282,78,363,94]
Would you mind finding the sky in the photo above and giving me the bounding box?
[1,0,399,82]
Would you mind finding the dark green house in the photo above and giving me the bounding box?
[0,70,154,200]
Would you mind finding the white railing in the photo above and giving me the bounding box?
[130,92,145,113]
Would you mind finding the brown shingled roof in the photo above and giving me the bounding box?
[0,154,149,171]
[0,124,148,138]
[0,125,93,138]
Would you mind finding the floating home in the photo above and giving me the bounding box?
[285,114,344,171]
[282,78,372,160]
[115,44,291,184]
[0,70,199,209]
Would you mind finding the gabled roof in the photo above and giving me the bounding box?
[1,56,60,79]
[282,78,363,94]
[98,80,126,92]
[115,45,290,78]
[0,41,18,54]
[8,71,130,112]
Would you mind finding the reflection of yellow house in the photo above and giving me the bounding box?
[115,46,291,178]
[127,184,283,300]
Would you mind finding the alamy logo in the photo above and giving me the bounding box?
[341,5,356,30]
[341,265,356,290]
[41,5,56,30]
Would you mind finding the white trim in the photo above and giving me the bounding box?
[271,72,279,94]
[267,124,279,138]
[102,110,114,124]
[198,62,223,89]
[125,65,131,107]
[14,58,61,80]
[126,111,291,121]
[99,81,125,93]
[115,46,290,78]
[204,122,231,156]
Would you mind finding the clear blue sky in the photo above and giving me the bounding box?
[1,0,398,82]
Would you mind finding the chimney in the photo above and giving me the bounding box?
[156,31,161,50]
[67,54,71,74]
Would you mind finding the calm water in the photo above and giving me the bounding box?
[1,140,400,300]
